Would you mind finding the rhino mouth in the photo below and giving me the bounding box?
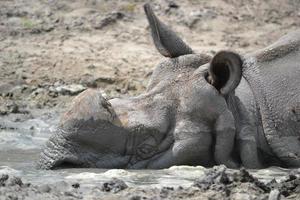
[38,126,171,170]
[37,120,214,169]
[39,154,85,170]
[37,133,86,169]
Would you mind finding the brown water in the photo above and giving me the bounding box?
[0,111,295,193]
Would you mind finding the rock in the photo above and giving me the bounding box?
[93,11,125,29]
[79,74,116,88]
[268,189,281,200]
[7,176,23,187]
[193,166,275,199]
[0,102,21,115]
[0,82,28,97]
[55,84,86,95]
[9,103,19,114]
[30,28,42,34]
[235,168,270,193]
[183,9,217,29]
[193,165,231,190]
[42,24,55,32]
[72,183,80,189]
[130,195,142,200]
[87,64,96,69]
[240,41,250,48]
[168,1,179,9]
[39,184,51,193]
[101,178,128,193]
[0,83,14,96]
[0,175,24,187]
[0,175,84,199]
[92,75,116,85]
[160,187,174,198]
[231,193,252,200]
[165,1,180,14]
[277,173,300,197]
[0,174,9,186]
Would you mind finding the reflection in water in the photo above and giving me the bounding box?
[0,111,295,192]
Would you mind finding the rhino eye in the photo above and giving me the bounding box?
[204,71,211,84]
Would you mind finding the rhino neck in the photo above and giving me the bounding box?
[242,42,300,167]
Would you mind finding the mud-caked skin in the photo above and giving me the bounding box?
[38,4,300,169]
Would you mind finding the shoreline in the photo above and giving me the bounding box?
[1,1,300,199]
[1,166,300,199]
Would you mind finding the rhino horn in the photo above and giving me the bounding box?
[144,3,193,58]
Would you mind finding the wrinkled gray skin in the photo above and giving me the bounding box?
[38,4,300,170]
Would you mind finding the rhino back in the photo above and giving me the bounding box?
[242,30,300,166]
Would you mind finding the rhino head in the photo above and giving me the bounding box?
[38,4,243,169]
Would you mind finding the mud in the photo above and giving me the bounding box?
[1,0,300,113]
[0,166,300,199]
[1,0,300,199]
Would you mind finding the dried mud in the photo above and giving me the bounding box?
[1,0,299,112]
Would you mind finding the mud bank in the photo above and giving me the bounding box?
[0,166,300,200]
[1,0,300,199]
[1,0,300,113]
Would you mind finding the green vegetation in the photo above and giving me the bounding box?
[121,3,136,13]
[22,18,35,29]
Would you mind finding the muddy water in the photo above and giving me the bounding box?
[0,110,294,193]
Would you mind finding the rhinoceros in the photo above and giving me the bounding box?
[38,4,300,169]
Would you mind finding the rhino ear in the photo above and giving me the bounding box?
[144,3,193,58]
[207,51,243,95]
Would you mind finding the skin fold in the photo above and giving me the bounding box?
[38,4,300,170]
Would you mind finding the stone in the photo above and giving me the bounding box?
[55,84,86,95]
[101,178,128,193]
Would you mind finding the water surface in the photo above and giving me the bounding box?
[0,110,294,192]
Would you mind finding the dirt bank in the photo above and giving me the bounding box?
[0,0,300,199]
[1,0,299,113]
